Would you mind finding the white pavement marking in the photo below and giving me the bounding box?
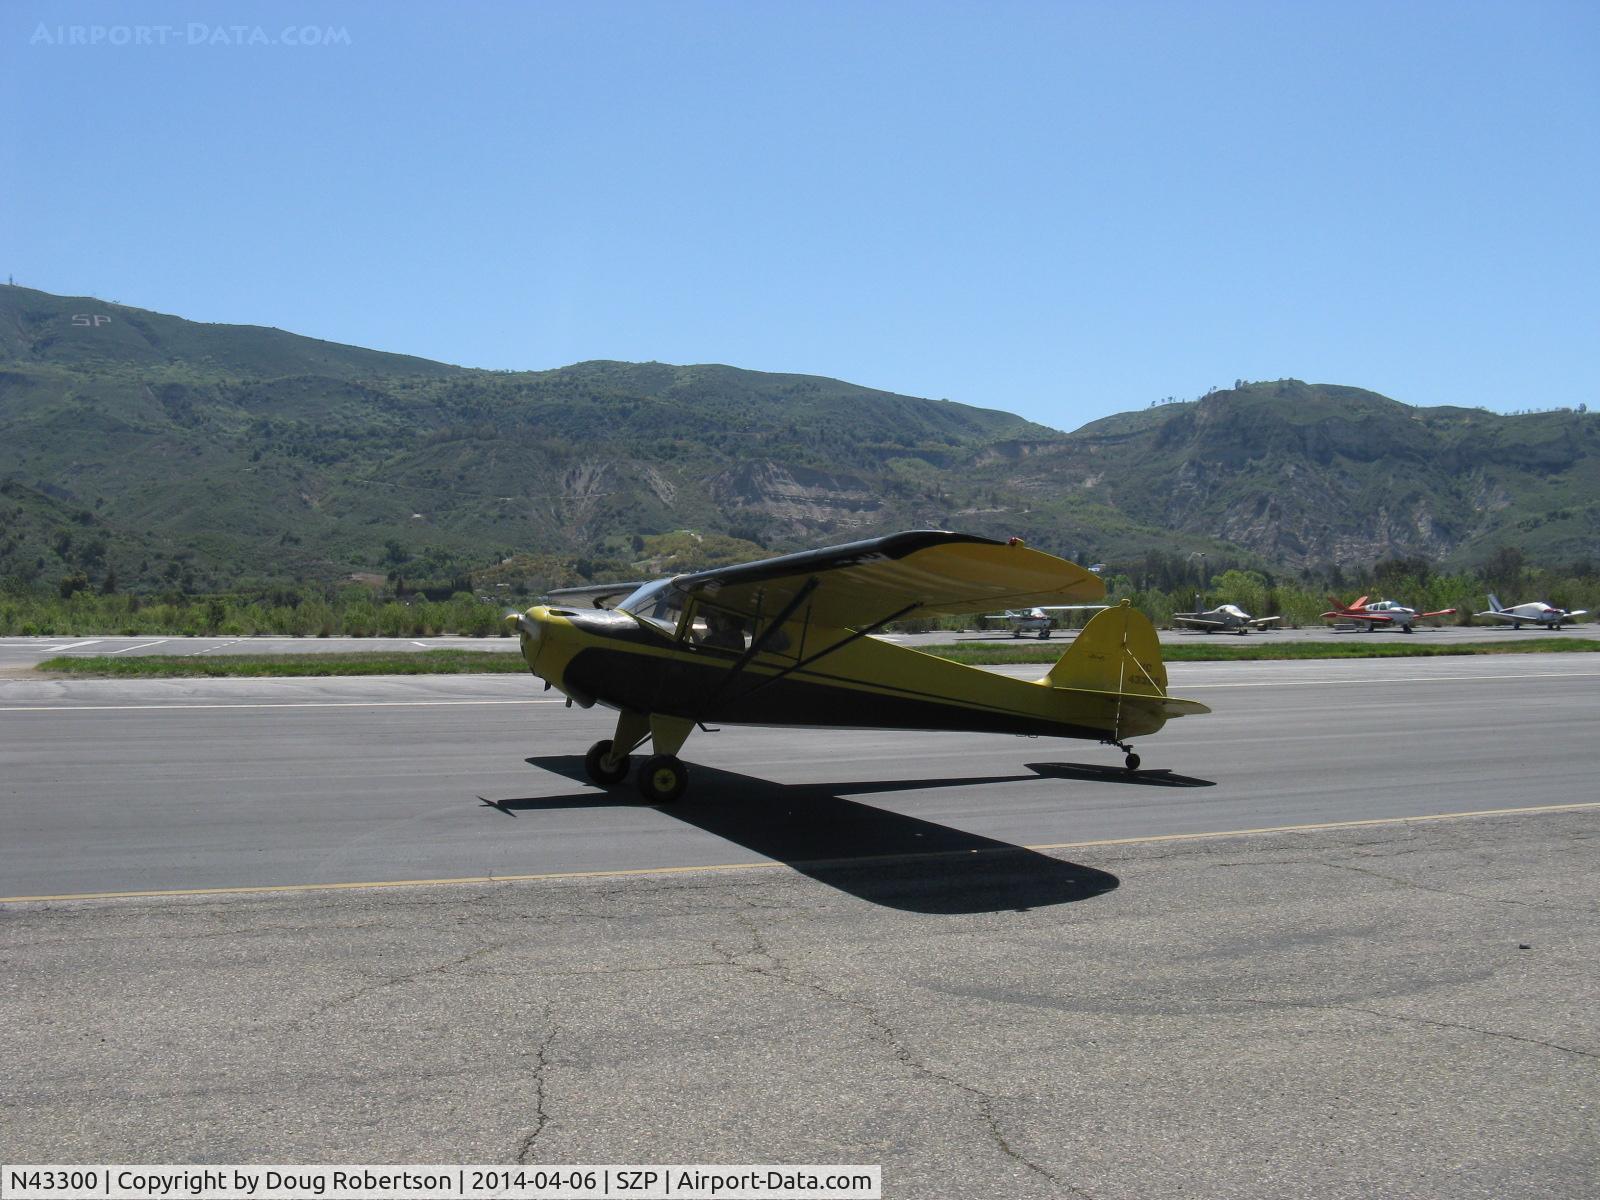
[189,639,246,656]
[109,640,168,654]
[36,640,102,653]
[0,698,570,713]
[1179,670,1600,689]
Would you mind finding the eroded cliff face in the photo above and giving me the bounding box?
[707,460,884,534]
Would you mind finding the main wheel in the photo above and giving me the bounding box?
[584,739,630,786]
[1012,630,1022,639]
[637,754,689,804]
[1039,629,1050,639]
[1124,752,1141,772]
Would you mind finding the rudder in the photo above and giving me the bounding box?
[1044,600,1168,697]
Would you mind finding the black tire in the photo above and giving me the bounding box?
[637,754,688,804]
[1039,629,1050,639]
[1012,630,1022,639]
[584,739,630,786]
[1124,752,1141,772]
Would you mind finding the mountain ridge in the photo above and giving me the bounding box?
[2,284,1594,593]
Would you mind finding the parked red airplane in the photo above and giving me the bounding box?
[1321,595,1456,633]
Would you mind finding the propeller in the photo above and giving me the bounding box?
[504,608,540,640]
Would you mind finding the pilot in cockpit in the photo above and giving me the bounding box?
[700,609,749,650]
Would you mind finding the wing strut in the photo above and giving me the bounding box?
[694,576,820,716]
[695,594,918,720]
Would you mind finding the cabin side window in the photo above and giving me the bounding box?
[692,606,752,651]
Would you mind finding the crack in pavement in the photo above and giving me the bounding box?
[711,912,1096,1199]
[515,1021,560,1165]
[1217,997,1599,1061]
[302,939,520,1020]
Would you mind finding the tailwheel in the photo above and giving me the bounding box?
[584,739,630,786]
[637,754,689,804]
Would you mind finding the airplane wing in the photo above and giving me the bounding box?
[1248,616,1283,628]
[673,531,1105,629]
[1418,608,1457,618]
[1172,615,1225,630]
[545,581,648,610]
[1474,609,1518,622]
[1035,605,1109,613]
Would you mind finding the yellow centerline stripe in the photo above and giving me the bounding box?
[4,801,1595,904]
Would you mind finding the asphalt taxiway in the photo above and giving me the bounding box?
[1,618,1591,671]
[2,654,1597,1195]
[2,653,1597,899]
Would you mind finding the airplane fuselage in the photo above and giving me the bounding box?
[1478,599,1585,628]
[524,606,1101,738]
[517,603,1198,742]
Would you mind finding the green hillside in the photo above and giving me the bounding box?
[2,286,1595,597]
[980,381,1598,570]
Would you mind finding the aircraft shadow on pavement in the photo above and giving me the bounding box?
[1025,762,1216,788]
[496,755,1120,915]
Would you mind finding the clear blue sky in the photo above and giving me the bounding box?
[4,1,1596,431]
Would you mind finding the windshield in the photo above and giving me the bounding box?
[616,579,688,633]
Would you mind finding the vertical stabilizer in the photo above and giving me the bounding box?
[1044,600,1168,697]
[1488,594,1504,612]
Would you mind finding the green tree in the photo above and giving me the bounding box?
[1209,569,1269,617]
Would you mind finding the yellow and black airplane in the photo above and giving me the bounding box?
[507,531,1210,802]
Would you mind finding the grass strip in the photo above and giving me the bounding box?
[36,650,532,677]
[32,637,1600,677]
[918,637,1600,666]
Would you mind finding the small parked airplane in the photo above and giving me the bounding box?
[981,605,1107,638]
[509,531,1209,801]
[1474,594,1588,629]
[1172,601,1282,634]
[1321,595,1456,633]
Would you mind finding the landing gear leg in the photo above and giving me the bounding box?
[585,710,649,787]
[636,714,695,804]
[1105,738,1140,773]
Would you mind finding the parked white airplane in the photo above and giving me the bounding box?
[1172,602,1282,634]
[1474,594,1588,629]
[982,605,1107,639]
